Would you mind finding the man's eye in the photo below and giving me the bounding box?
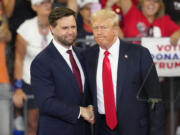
[101,26,107,29]
[62,27,67,29]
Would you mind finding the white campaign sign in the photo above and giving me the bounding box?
[141,37,180,77]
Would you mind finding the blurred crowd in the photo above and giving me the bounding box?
[0,0,179,135]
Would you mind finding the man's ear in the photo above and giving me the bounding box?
[113,26,119,36]
[49,25,54,35]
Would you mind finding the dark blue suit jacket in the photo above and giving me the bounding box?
[30,42,90,135]
[83,40,165,135]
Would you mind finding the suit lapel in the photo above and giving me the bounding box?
[49,43,82,97]
[116,40,129,108]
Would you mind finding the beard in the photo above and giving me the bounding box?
[55,34,77,47]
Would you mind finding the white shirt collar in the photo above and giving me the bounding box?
[53,38,72,55]
[99,38,120,57]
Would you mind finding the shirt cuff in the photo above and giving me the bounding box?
[78,107,81,119]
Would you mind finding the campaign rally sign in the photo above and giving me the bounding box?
[141,38,180,77]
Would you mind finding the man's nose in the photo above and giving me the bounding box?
[96,28,103,34]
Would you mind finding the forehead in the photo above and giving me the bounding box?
[92,18,113,26]
[56,15,76,26]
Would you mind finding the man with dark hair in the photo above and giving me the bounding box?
[30,7,94,135]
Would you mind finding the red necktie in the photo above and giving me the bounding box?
[67,50,82,94]
[102,50,118,130]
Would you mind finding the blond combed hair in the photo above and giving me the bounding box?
[137,0,165,18]
[91,9,119,27]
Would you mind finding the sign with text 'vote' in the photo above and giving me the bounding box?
[142,38,180,77]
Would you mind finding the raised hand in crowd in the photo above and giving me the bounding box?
[170,30,180,45]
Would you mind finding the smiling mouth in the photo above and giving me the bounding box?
[147,5,156,11]
[148,8,155,11]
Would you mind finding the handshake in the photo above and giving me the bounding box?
[80,105,94,124]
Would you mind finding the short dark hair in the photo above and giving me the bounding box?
[48,7,76,27]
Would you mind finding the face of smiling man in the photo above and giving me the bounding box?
[50,15,77,48]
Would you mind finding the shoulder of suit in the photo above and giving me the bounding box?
[120,39,148,52]
[73,46,84,53]
[32,43,54,65]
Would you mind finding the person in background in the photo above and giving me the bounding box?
[100,0,138,26]
[52,0,78,12]
[13,0,53,135]
[31,7,94,135]
[0,12,12,135]
[0,0,15,18]
[8,0,36,81]
[76,0,99,49]
[8,1,36,131]
[115,0,180,45]
[83,9,165,135]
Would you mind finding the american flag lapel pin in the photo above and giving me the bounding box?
[124,54,128,59]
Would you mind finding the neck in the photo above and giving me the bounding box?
[38,15,49,27]
[146,15,155,24]
[38,15,49,35]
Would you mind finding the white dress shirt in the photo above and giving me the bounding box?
[53,39,85,91]
[96,38,120,114]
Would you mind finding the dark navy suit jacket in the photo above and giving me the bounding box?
[30,42,90,135]
[83,39,165,135]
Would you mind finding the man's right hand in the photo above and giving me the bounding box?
[80,106,95,124]
[13,89,27,108]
